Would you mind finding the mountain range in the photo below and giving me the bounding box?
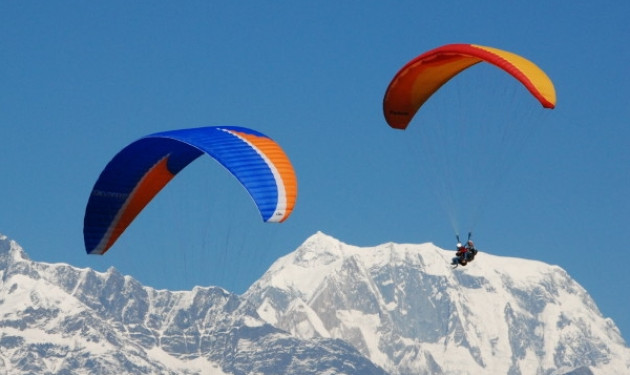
[0,232,628,374]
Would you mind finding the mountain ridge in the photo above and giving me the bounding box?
[244,231,629,375]
[0,232,628,374]
[0,233,387,375]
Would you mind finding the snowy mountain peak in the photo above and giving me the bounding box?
[1,231,628,375]
[0,232,30,264]
[0,233,387,375]
[245,232,630,375]
[298,231,345,257]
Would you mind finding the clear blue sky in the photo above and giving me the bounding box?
[1,2,628,341]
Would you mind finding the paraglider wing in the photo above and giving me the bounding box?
[83,126,297,255]
[383,43,556,129]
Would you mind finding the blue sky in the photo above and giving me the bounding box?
[1,2,629,341]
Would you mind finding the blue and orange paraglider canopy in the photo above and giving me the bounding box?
[383,43,556,130]
[83,126,298,255]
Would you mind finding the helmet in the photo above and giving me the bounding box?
[456,243,462,248]
[467,240,474,246]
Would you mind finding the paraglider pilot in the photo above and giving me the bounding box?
[451,238,478,267]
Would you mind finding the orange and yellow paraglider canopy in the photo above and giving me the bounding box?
[383,43,556,130]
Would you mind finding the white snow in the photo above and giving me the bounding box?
[246,231,630,375]
[1,231,629,375]
[145,346,228,375]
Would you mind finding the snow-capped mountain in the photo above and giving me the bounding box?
[1,231,629,375]
[0,234,386,375]
[244,232,630,375]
